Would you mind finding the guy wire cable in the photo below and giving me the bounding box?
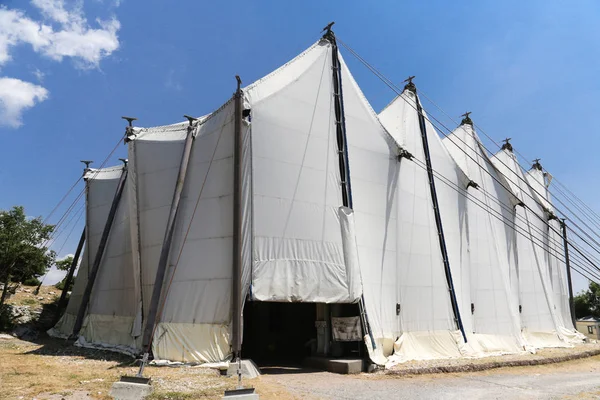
[337,37,600,261]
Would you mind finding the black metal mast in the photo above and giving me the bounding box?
[53,228,85,325]
[407,79,467,342]
[561,219,577,327]
[323,23,352,207]
[232,76,244,365]
[72,160,129,337]
[322,23,376,350]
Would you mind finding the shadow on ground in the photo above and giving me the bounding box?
[23,334,135,368]
[258,364,322,375]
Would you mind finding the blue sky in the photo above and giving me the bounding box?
[1,0,599,290]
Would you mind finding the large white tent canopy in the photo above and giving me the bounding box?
[50,31,584,367]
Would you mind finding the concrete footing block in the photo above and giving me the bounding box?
[304,357,365,374]
[222,388,260,399]
[328,359,363,374]
[109,381,153,399]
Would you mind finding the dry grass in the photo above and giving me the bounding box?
[0,335,298,400]
[5,285,60,308]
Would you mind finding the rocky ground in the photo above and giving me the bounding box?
[1,286,600,399]
[1,284,62,338]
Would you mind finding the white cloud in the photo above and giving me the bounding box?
[45,252,77,285]
[0,77,48,127]
[0,1,121,128]
[32,67,45,82]
[0,2,120,69]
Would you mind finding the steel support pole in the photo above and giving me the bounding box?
[53,228,86,325]
[324,26,376,350]
[562,219,577,327]
[71,167,128,337]
[232,76,243,363]
[412,83,467,343]
[142,119,197,350]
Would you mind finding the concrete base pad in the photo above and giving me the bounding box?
[222,387,260,399]
[110,381,152,399]
[225,359,261,379]
[304,357,365,374]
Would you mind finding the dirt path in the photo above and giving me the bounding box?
[2,334,600,399]
[262,356,600,399]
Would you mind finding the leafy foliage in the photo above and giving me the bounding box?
[574,281,600,319]
[0,206,55,307]
[53,256,74,291]
[55,256,73,272]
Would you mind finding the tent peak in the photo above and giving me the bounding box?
[80,160,93,176]
[321,21,336,41]
[460,111,473,126]
[403,75,416,94]
[501,138,513,152]
[122,116,138,142]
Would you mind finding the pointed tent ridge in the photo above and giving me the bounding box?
[54,36,401,364]
[50,34,586,366]
[442,122,526,353]
[490,148,579,348]
[378,86,474,364]
[443,122,520,206]
[525,161,583,340]
[526,165,554,214]
[49,163,136,352]
[243,34,400,361]
[243,38,398,151]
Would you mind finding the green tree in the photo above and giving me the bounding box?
[573,281,600,319]
[0,206,55,308]
[54,255,74,291]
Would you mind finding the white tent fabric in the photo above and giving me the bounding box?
[245,41,361,304]
[245,39,399,357]
[51,36,584,366]
[442,123,524,353]
[128,109,237,363]
[378,89,473,363]
[78,165,141,353]
[49,166,126,339]
[491,150,567,347]
[526,168,583,340]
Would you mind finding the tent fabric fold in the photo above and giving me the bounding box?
[50,37,582,366]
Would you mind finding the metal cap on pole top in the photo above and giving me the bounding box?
[460,111,473,126]
[403,76,416,93]
[122,116,137,142]
[501,138,513,152]
[80,160,93,178]
[532,158,543,171]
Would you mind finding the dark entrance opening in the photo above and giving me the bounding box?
[241,300,364,368]
[242,301,316,365]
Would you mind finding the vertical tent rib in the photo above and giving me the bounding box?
[71,164,129,337]
[53,227,86,325]
[232,76,244,362]
[141,117,197,350]
[562,219,577,327]
[409,81,467,343]
[323,24,376,350]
